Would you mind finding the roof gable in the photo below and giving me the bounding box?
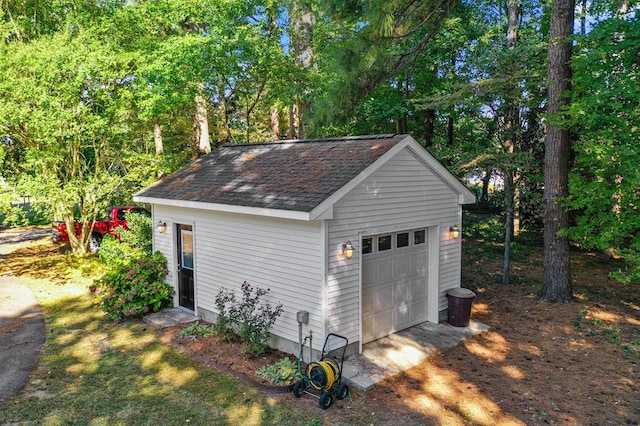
[134,134,475,220]
[135,135,402,213]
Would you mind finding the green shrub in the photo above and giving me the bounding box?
[99,211,152,267]
[98,234,136,266]
[256,357,297,386]
[178,321,216,339]
[214,281,283,358]
[93,251,173,322]
[116,210,153,255]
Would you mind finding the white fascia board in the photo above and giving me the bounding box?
[132,195,311,221]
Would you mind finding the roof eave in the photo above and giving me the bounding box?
[133,195,313,221]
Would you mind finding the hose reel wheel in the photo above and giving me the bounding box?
[306,360,338,391]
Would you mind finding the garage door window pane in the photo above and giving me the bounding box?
[397,232,409,248]
[362,237,373,254]
[414,230,426,245]
[378,235,392,251]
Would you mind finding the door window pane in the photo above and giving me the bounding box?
[378,235,392,251]
[362,237,373,254]
[181,230,194,269]
[397,232,409,248]
[414,230,426,245]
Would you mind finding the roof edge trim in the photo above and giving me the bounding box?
[133,196,312,221]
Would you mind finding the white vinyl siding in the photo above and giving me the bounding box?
[153,205,324,348]
[326,148,463,345]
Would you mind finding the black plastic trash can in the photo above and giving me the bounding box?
[446,288,476,327]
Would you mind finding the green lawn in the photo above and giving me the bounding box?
[0,265,320,425]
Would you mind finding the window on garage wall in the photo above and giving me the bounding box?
[362,229,427,254]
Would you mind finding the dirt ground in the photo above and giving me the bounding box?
[161,236,640,425]
[2,226,639,424]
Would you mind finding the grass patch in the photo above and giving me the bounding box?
[0,260,317,425]
[0,277,314,425]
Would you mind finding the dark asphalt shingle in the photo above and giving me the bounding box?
[136,134,405,212]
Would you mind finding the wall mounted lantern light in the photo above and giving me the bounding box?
[449,225,461,239]
[156,220,167,234]
[340,241,355,259]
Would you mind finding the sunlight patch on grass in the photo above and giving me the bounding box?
[139,347,165,369]
[155,362,199,387]
[41,412,65,425]
[55,328,82,345]
[226,402,267,426]
[51,307,103,331]
[20,277,85,301]
[110,327,157,350]
[87,417,112,425]
[65,363,90,375]
[263,396,278,407]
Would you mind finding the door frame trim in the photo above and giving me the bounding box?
[174,221,197,313]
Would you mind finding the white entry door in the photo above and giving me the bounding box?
[362,229,429,343]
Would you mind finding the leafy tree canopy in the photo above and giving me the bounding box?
[566,16,640,281]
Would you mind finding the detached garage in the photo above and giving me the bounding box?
[134,134,475,355]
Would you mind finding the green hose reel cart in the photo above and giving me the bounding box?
[292,333,349,409]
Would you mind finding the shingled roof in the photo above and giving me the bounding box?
[135,134,406,213]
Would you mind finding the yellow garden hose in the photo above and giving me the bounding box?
[306,359,338,391]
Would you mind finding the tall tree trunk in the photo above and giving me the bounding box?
[481,169,492,204]
[447,53,456,146]
[289,0,313,138]
[502,0,519,285]
[447,114,454,146]
[193,85,211,157]
[398,78,408,134]
[217,77,230,145]
[267,8,282,141]
[541,0,575,302]
[423,65,437,147]
[289,104,300,139]
[153,118,163,155]
[424,109,435,147]
[580,0,587,36]
[270,106,280,140]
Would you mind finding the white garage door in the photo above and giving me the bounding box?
[362,229,429,344]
